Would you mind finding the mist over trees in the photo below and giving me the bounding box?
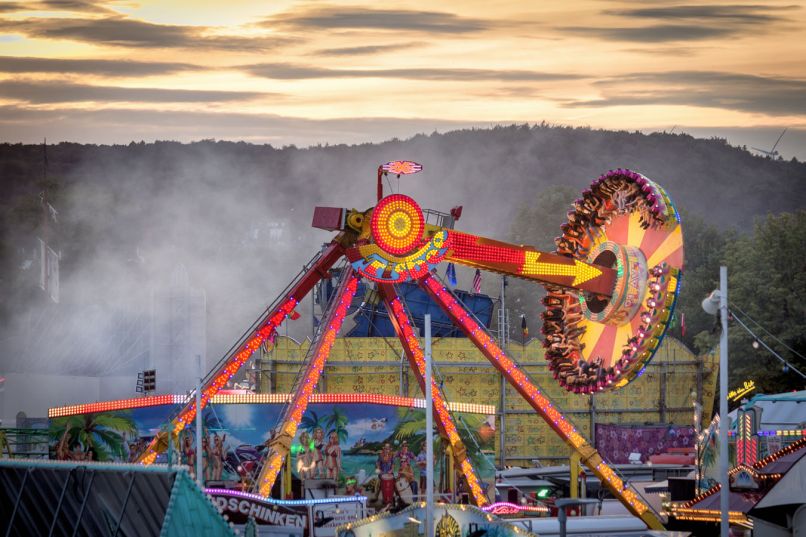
[0,124,803,394]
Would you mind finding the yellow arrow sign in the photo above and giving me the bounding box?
[521,252,603,286]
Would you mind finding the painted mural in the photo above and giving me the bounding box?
[267,335,718,466]
[49,400,496,507]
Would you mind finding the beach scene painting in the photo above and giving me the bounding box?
[48,399,496,506]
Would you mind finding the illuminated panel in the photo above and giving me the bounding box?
[256,273,360,497]
[672,507,752,527]
[737,412,758,466]
[436,401,496,415]
[756,429,806,437]
[205,488,366,506]
[52,393,494,420]
[448,230,525,267]
[522,251,602,286]
[210,393,494,415]
[351,230,449,283]
[482,502,549,515]
[420,274,663,528]
[49,395,185,418]
[382,287,487,507]
[381,160,423,175]
[445,231,615,296]
[371,194,425,255]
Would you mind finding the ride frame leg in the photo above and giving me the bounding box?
[379,283,488,507]
[137,242,346,464]
[255,268,360,496]
[419,274,665,530]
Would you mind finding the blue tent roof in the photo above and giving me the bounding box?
[0,459,235,537]
[346,281,494,338]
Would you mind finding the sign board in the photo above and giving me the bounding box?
[728,380,755,402]
[210,493,308,528]
[730,468,760,491]
[312,501,366,537]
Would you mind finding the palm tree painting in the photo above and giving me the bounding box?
[202,408,225,434]
[299,410,328,435]
[325,407,349,443]
[391,408,496,482]
[394,409,426,445]
[700,425,717,472]
[50,411,137,461]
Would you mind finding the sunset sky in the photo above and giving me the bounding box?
[0,0,804,157]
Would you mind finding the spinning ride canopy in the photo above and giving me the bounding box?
[137,161,681,531]
[544,170,683,393]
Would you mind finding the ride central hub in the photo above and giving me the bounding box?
[581,241,648,326]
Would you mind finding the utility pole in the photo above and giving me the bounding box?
[702,268,730,537]
[498,276,508,467]
[718,267,729,537]
[425,314,434,537]
[196,355,204,488]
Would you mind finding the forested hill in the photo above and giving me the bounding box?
[0,124,803,381]
[2,125,803,234]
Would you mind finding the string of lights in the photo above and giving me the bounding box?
[730,301,806,363]
[205,488,366,506]
[730,309,806,380]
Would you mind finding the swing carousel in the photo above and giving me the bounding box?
[136,161,683,530]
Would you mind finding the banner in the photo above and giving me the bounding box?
[595,423,695,463]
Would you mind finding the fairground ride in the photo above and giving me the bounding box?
[136,161,683,530]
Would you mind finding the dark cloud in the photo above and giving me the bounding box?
[0,80,271,103]
[621,46,699,56]
[604,4,797,23]
[241,62,584,82]
[0,0,115,14]
[560,24,735,42]
[471,86,545,99]
[265,6,490,33]
[561,71,806,116]
[0,16,286,50]
[37,0,113,13]
[567,3,798,42]
[314,42,424,56]
[0,3,27,12]
[0,105,490,149]
[0,56,203,76]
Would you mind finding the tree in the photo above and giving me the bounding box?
[723,211,806,393]
[669,211,733,352]
[391,409,495,482]
[49,411,137,461]
[299,410,327,435]
[324,406,349,443]
[394,409,426,444]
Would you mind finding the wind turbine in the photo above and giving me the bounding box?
[752,128,787,158]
